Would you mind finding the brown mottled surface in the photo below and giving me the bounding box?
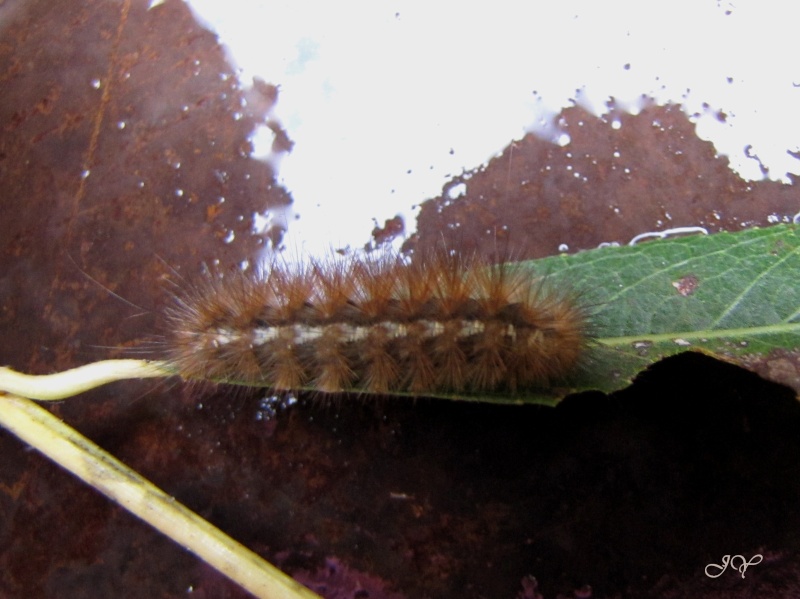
[2,1,800,598]
[405,101,800,260]
[0,0,292,376]
[743,349,800,392]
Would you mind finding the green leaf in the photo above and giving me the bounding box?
[436,224,800,406]
[205,225,799,406]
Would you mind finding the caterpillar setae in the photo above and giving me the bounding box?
[163,251,590,395]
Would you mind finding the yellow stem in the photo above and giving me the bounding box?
[0,392,320,599]
[0,359,173,400]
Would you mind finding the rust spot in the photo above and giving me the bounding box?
[206,203,223,222]
[672,274,700,297]
[371,214,405,247]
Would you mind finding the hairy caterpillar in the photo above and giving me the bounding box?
[164,251,590,395]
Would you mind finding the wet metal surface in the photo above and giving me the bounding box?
[2,1,800,597]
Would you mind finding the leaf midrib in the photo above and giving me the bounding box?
[599,320,800,348]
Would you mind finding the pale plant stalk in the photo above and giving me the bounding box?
[0,361,321,599]
[0,359,173,400]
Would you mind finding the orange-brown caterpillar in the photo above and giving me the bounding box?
[164,252,589,395]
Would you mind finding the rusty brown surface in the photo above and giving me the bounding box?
[2,1,800,598]
[406,101,800,260]
[0,0,291,377]
[742,349,800,393]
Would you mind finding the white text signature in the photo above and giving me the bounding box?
[705,554,763,579]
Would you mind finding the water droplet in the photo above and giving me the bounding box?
[447,182,467,200]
